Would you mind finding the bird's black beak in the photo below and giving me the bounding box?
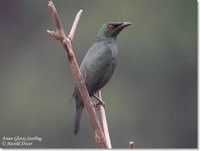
[110,22,132,37]
[115,22,131,34]
[120,22,132,29]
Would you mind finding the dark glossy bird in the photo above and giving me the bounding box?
[72,22,131,135]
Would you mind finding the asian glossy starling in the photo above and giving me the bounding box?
[72,22,131,135]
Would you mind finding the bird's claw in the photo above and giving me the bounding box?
[93,101,105,110]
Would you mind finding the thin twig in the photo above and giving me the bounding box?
[68,9,83,41]
[47,1,108,148]
[97,91,112,148]
[47,1,65,39]
[129,140,134,148]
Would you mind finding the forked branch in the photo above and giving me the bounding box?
[47,0,108,148]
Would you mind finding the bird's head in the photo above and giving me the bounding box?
[97,22,131,41]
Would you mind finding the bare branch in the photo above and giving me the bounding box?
[47,1,65,39]
[97,91,112,148]
[47,1,108,148]
[68,9,83,41]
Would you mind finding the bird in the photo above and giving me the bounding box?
[72,22,131,135]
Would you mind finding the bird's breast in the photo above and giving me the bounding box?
[108,42,118,60]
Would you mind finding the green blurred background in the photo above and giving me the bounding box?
[0,0,197,148]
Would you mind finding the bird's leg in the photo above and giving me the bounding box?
[92,94,105,110]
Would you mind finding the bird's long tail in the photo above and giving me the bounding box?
[74,102,84,135]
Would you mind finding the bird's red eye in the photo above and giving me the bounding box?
[108,24,114,30]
